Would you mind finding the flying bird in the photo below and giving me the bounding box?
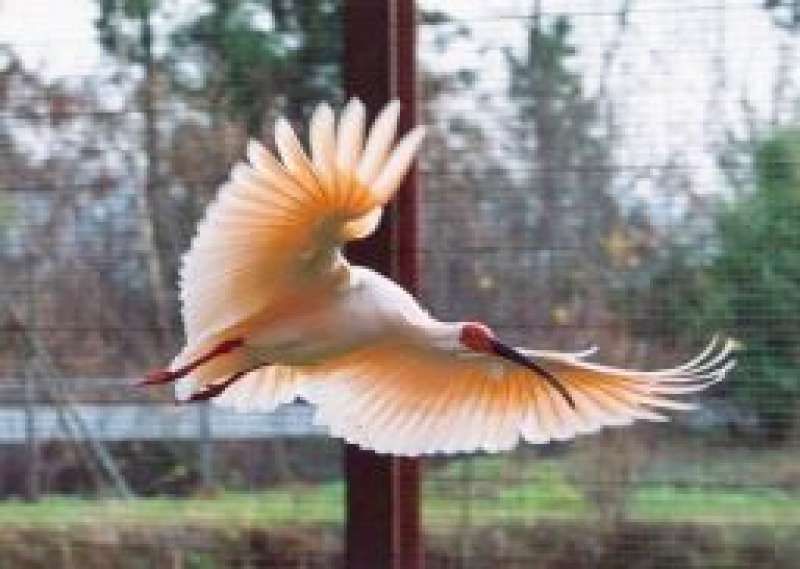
[141,98,734,456]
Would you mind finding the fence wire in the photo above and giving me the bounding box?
[0,0,799,567]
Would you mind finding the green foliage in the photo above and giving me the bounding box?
[95,0,341,133]
[507,16,579,108]
[169,0,341,132]
[711,129,800,439]
[629,128,800,440]
[95,0,159,65]
[763,0,800,31]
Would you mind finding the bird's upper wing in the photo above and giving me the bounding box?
[179,99,425,347]
[298,337,735,456]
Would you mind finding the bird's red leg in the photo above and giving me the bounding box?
[186,363,267,402]
[187,370,247,402]
[139,338,245,386]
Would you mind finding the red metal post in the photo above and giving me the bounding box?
[344,1,422,568]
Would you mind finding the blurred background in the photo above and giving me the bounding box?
[1,0,799,567]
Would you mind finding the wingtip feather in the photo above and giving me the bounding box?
[356,99,402,185]
[371,125,426,203]
[336,98,367,170]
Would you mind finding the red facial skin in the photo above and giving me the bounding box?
[459,322,496,354]
[459,321,576,409]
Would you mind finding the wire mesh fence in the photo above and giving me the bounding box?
[418,1,800,567]
[1,0,799,567]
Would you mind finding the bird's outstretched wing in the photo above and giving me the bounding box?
[298,337,734,456]
[178,99,425,350]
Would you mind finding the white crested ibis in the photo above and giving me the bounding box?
[141,98,734,456]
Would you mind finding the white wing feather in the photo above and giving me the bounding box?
[299,338,733,456]
[170,98,730,456]
[177,99,425,357]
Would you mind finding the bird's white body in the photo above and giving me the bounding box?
[246,265,438,366]
[146,98,735,456]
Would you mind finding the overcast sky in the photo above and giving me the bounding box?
[2,0,799,204]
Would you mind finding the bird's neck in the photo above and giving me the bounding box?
[413,320,464,353]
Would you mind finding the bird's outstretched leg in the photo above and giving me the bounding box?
[187,370,247,402]
[186,363,268,402]
[139,338,244,386]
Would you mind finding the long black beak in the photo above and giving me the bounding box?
[490,339,576,409]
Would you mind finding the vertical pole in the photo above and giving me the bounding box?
[23,370,40,502]
[23,254,40,502]
[344,1,422,569]
[199,403,214,491]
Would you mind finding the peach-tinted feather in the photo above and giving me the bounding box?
[300,338,732,456]
[159,99,729,457]
[177,99,424,358]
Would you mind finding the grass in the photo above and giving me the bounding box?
[0,478,796,529]
[1,444,797,530]
[0,448,795,568]
[0,487,345,529]
[631,486,800,525]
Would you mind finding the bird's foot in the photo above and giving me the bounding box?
[187,383,228,402]
[185,368,249,402]
[138,338,245,388]
[138,368,182,386]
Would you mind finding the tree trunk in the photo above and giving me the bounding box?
[137,10,176,348]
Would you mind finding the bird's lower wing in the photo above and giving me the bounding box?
[299,338,734,456]
[175,364,302,412]
[179,99,425,349]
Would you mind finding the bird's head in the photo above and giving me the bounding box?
[458,321,575,408]
[458,322,534,364]
[458,322,497,355]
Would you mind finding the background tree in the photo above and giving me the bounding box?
[501,14,644,352]
[95,0,182,345]
[169,0,342,135]
[94,0,343,348]
[628,128,800,441]
[764,0,800,32]
[712,129,800,440]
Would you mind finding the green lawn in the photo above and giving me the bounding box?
[0,481,796,529]
[2,447,797,529]
[0,487,345,528]
[631,486,800,525]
